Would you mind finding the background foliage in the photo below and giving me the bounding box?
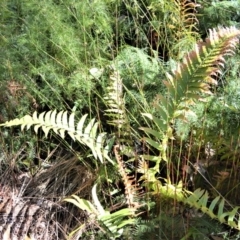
[1,0,240,239]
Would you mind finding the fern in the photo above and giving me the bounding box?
[64,184,136,239]
[104,65,129,136]
[164,26,240,117]
[139,26,240,231]
[172,0,200,59]
[138,170,240,232]
[114,144,143,212]
[179,0,199,30]
[0,110,111,163]
[104,65,143,216]
[141,26,240,168]
[185,188,240,230]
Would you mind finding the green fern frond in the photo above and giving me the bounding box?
[167,26,240,117]
[64,184,136,239]
[185,188,240,230]
[104,65,131,144]
[141,176,240,231]
[141,27,240,164]
[0,110,111,163]
[155,26,240,121]
[138,26,240,233]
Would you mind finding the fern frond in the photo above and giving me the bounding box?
[142,26,240,163]
[114,144,142,212]
[180,0,200,31]
[0,110,111,163]
[143,177,240,231]
[157,26,240,121]
[185,188,240,230]
[64,185,136,239]
[168,26,240,115]
[104,65,131,144]
[139,26,240,233]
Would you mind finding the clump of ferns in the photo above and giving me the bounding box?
[2,26,240,234]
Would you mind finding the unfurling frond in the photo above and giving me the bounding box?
[0,111,110,163]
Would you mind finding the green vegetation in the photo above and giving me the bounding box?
[1,0,240,239]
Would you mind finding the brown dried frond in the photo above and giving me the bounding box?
[114,145,143,211]
[0,153,96,239]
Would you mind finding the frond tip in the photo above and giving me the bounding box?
[0,110,109,163]
[168,26,240,104]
